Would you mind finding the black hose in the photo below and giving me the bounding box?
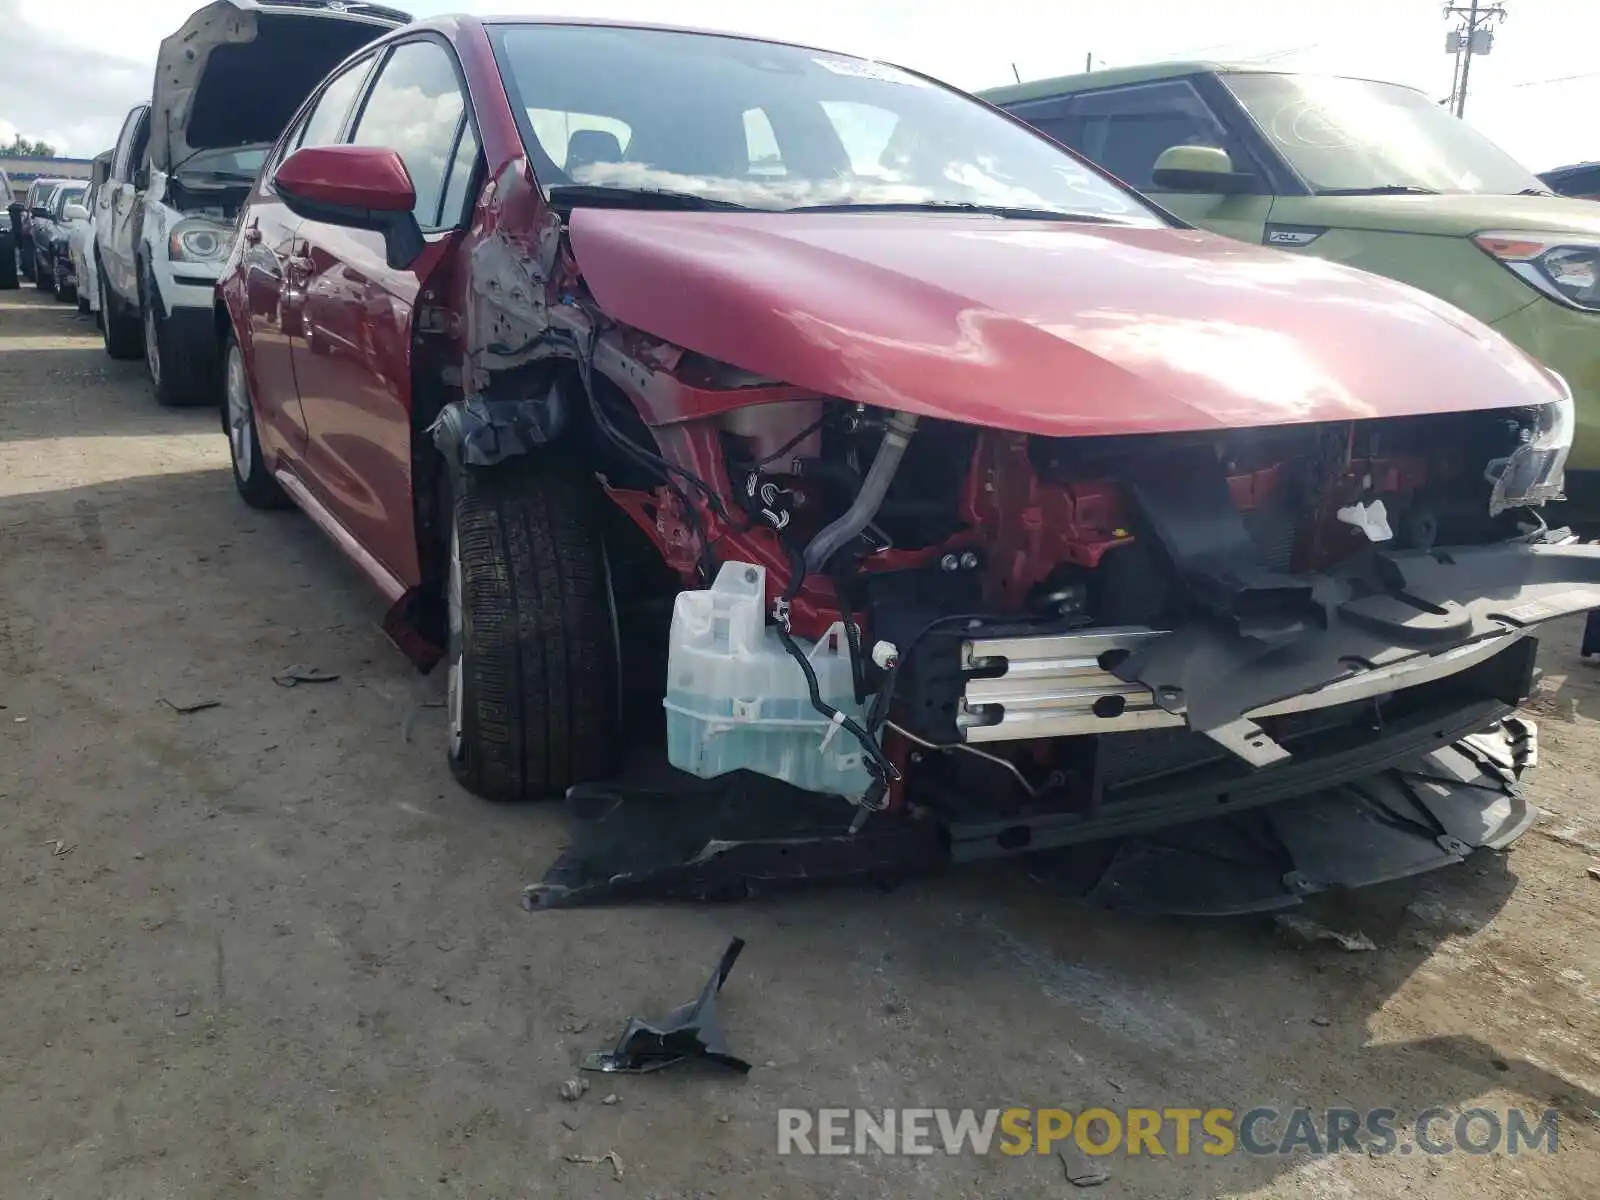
[776,549,899,783]
[579,326,736,524]
[574,325,723,580]
[839,596,867,705]
[738,414,828,470]
[866,611,1007,734]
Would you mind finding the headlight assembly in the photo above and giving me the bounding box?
[1487,370,1575,516]
[168,220,231,264]
[1474,231,1600,313]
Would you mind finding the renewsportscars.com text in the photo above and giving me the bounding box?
[776,1106,1560,1158]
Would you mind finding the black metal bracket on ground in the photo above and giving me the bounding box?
[580,938,753,1075]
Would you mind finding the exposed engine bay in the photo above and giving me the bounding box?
[571,375,1583,802]
[433,323,1593,913]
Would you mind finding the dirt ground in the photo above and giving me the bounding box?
[1,283,1597,1200]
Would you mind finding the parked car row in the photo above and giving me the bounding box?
[29,5,1600,907]
[77,0,413,402]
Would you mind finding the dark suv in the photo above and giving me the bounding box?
[0,165,18,290]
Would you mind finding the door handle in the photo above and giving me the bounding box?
[243,225,262,246]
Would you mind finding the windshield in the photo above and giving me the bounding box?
[174,145,269,183]
[1224,73,1543,196]
[488,23,1161,222]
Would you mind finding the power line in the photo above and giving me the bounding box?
[1233,43,1322,64]
[1510,69,1600,88]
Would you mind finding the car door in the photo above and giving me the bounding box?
[103,106,150,305]
[289,34,481,587]
[244,52,382,463]
[1017,80,1274,244]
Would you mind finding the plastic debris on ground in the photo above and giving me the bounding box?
[581,938,752,1075]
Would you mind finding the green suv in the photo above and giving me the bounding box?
[983,65,1600,502]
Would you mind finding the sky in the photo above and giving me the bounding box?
[2,0,1595,171]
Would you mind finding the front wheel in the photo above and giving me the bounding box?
[143,271,213,407]
[447,465,619,802]
[54,257,74,303]
[35,254,54,295]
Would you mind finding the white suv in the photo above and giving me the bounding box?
[98,0,411,405]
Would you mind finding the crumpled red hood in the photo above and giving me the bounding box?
[567,209,1564,435]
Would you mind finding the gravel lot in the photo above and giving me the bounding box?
[1,284,1597,1199]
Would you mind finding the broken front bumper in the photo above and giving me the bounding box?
[960,537,1600,767]
[526,713,1540,915]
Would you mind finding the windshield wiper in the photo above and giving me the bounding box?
[1316,185,1441,196]
[1517,186,1556,197]
[545,184,753,212]
[788,200,1130,223]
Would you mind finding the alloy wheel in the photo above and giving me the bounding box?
[225,343,252,480]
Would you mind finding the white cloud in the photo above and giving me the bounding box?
[3,0,1595,170]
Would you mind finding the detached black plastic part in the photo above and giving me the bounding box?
[429,375,567,468]
[580,938,753,1075]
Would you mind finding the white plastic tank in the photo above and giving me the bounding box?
[664,562,872,797]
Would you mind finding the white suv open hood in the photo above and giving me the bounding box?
[151,0,410,173]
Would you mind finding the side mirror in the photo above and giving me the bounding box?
[31,206,51,219]
[275,145,423,270]
[1150,145,1258,195]
[64,203,90,222]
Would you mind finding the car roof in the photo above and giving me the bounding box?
[1542,161,1600,180]
[979,61,1425,105]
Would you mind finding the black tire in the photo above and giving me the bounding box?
[141,267,212,407]
[448,465,619,802]
[36,254,54,295]
[100,269,142,360]
[76,289,90,315]
[54,258,74,303]
[221,334,290,510]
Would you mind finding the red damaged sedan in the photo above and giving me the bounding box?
[217,16,1600,913]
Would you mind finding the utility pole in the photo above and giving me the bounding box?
[1444,0,1507,117]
